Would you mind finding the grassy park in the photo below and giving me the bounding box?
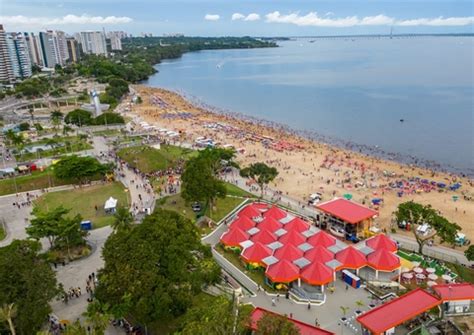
[34,182,130,229]
[117,144,197,173]
[0,168,69,196]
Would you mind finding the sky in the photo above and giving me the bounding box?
[1,0,473,36]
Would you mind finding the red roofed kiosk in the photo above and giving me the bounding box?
[249,307,335,335]
[357,288,441,335]
[316,198,378,240]
[433,283,474,316]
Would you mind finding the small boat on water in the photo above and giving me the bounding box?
[400,119,404,122]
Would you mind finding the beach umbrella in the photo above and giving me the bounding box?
[441,274,452,282]
[415,273,426,280]
[428,274,438,281]
[412,261,421,267]
[427,281,437,287]
[402,273,413,279]
[425,268,436,274]
[413,267,423,274]
[343,193,353,200]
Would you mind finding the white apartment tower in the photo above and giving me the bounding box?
[6,32,32,79]
[0,25,15,83]
[80,31,107,56]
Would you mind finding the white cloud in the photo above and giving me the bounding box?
[232,13,261,22]
[0,14,133,26]
[232,13,245,21]
[265,11,474,27]
[204,14,220,21]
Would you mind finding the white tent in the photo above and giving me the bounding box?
[104,197,118,213]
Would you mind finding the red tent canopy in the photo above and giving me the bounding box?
[305,246,334,263]
[258,217,283,233]
[220,228,249,247]
[316,198,378,224]
[307,231,336,248]
[265,259,300,283]
[366,234,397,252]
[229,216,256,231]
[279,230,306,246]
[263,205,287,221]
[301,262,334,286]
[251,229,277,245]
[285,217,311,233]
[274,243,304,261]
[241,242,272,265]
[336,246,367,269]
[238,204,263,219]
[367,249,400,271]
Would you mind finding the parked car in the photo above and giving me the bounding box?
[191,202,202,213]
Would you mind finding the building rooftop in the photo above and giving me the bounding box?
[433,283,474,301]
[316,198,378,224]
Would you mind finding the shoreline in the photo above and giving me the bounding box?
[169,87,471,178]
[125,84,474,240]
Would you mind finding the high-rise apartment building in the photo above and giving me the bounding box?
[66,37,81,63]
[6,32,32,79]
[0,25,15,83]
[107,31,123,51]
[54,30,69,65]
[24,32,44,66]
[39,31,57,68]
[79,31,107,56]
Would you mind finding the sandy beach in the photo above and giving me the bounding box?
[126,85,474,242]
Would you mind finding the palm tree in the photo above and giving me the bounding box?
[340,306,350,321]
[50,110,64,132]
[0,303,17,335]
[112,206,133,232]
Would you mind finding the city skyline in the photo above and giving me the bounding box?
[1,0,473,36]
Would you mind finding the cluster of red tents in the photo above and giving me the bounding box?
[220,203,401,286]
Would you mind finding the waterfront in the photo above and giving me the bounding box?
[145,37,474,176]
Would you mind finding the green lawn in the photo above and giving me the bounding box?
[117,145,196,173]
[15,136,93,162]
[0,168,69,196]
[93,129,122,137]
[34,182,130,229]
[445,263,474,284]
[0,225,5,241]
[225,182,253,197]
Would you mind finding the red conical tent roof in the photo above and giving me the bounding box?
[251,229,277,245]
[301,262,334,286]
[336,246,367,269]
[274,243,304,261]
[230,216,256,231]
[239,204,263,219]
[285,217,311,233]
[263,205,287,221]
[307,231,336,248]
[220,228,249,247]
[265,259,300,283]
[258,217,283,233]
[279,230,306,246]
[366,234,398,252]
[241,242,272,265]
[305,246,334,263]
[367,248,401,271]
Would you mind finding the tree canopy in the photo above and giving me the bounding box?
[64,109,93,126]
[255,312,301,335]
[465,245,474,261]
[240,162,278,197]
[93,113,125,125]
[394,201,461,254]
[53,155,111,184]
[95,209,220,326]
[0,240,59,335]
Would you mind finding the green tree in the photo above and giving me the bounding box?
[111,206,133,232]
[465,245,474,261]
[50,110,64,131]
[34,123,43,131]
[84,301,111,335]
[394,201,461,254]
[93,113,124,125]
[95,209,220,327]
[18,123,30,131]
[0,303,17,335]
[181,156,226,214]
[198,147,237,175]
[53,155,111,184]
[64,109,93,126]
[0,240,59,335]
[255,312,301,335]
[240,162,278,197]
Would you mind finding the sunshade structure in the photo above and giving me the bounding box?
[279,230,306,246]
[316,198,378,224]
[104,197,118,212]
[249,308,335,335]
[285,217,311,233]
[251,229,277,245]
[366,234,397,252]
[367,249,401,272]
[238,204,262,219]
[308,231,336,248]
[336,246,367,270]
[241,242,272,266]
[258,217,283,233]
[301,262,334,286]
[229,216,256,231]
[357,288,441,335]
[305,246,334,263]
[263,205,287,221]
[266,259,300,283]
[274,243,304,262]
[220,228,249,248]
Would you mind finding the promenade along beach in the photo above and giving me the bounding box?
[125,85,474,242]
